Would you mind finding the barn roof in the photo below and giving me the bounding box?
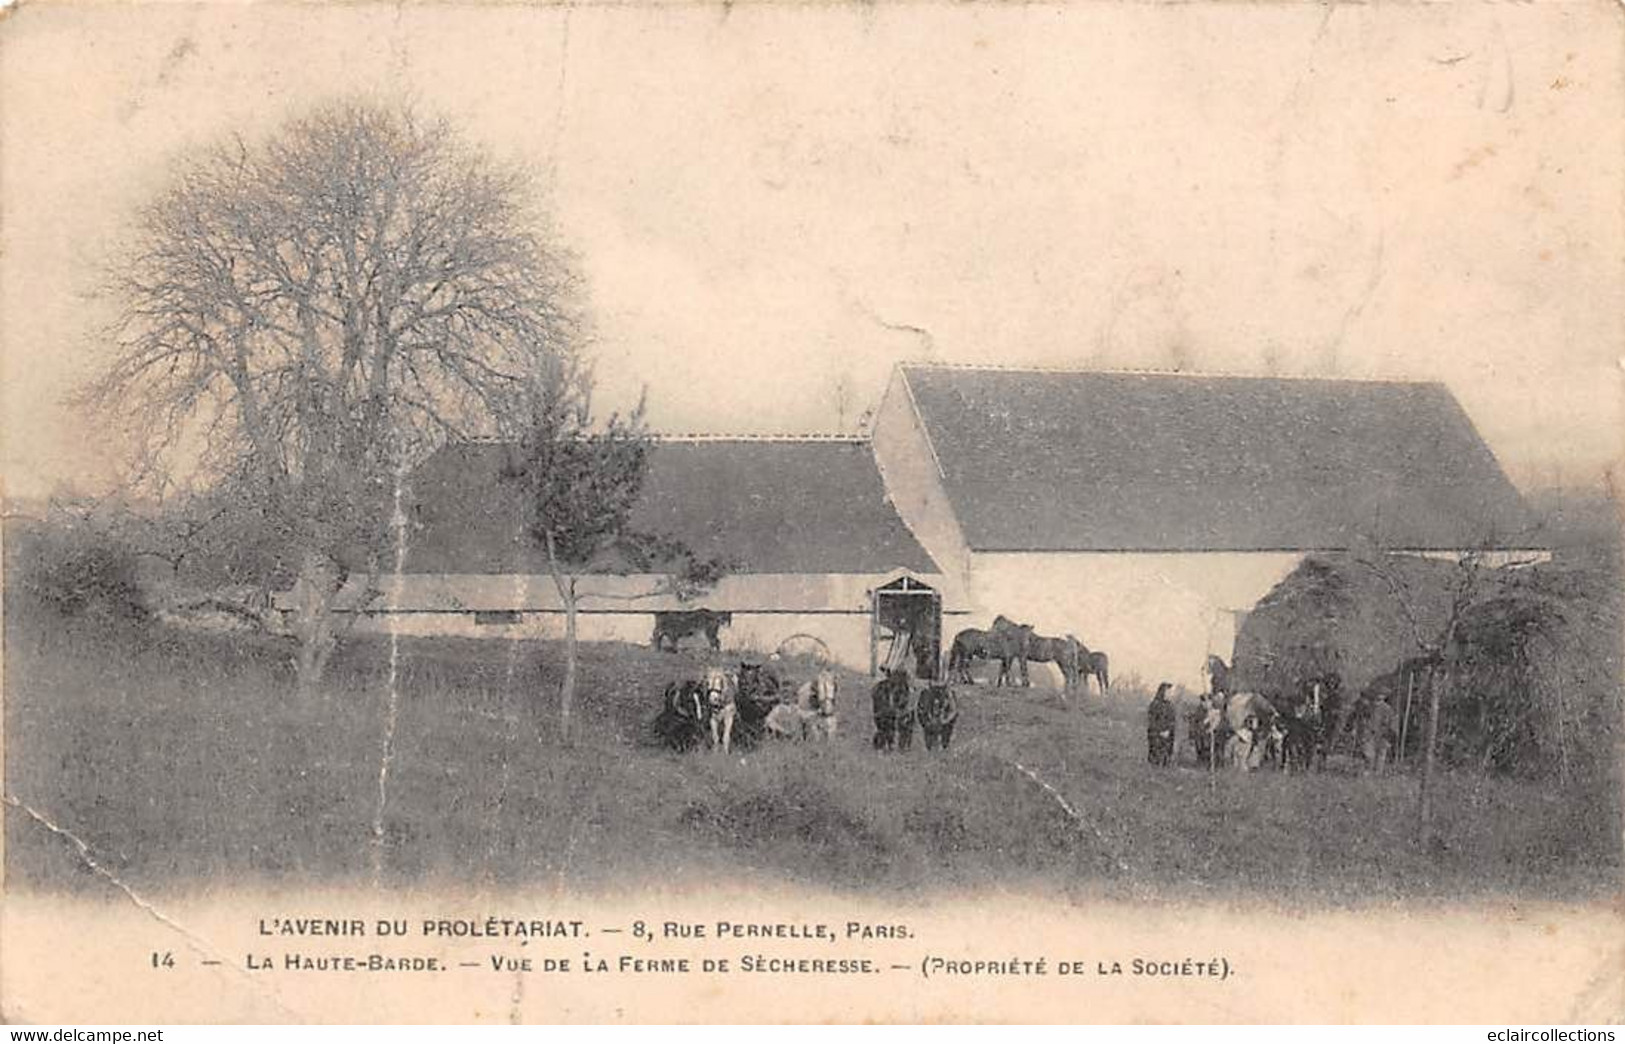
[898,364,1540,553]
[404,438,939,576]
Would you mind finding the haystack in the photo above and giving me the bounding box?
[1231,553,1467,700]
[1235,553,1594,778]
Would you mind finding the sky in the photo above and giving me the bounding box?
[2,0,1622,501]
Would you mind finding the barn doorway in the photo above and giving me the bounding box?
[871,576,942,680]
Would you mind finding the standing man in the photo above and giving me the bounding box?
[1361,695,1396,774]
[1147,682,1177,766]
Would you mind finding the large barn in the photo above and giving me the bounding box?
[337,435,965,673]
[317,363,1544,688]
[870,364,1545,689]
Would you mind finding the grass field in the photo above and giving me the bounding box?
[4,611,1620,905]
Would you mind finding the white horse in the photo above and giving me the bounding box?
[702,666,737,753]
[765,668,839,741]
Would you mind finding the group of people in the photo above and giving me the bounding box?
[1144,675,1401,773]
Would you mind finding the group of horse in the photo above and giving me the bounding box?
[948,615,1109,694]
[654,663,838,754]
[869,667,960,752]
[652,661,962,756]
[1177,655,1393,774]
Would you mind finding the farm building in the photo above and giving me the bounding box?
[308,363,1545,687]
[870,364,1546,689]
[329,436,966,673]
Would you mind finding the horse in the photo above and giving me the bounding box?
[1270,714,1316,773]
[653,679,709,752]
[651,610,733,653]
[701,666,737,754]
[1025,634,1083,691]
[730,661,782,749]
[1202,654,1232,698]
[947,628,995,684]
[1083,650,1111,695]
[917,684,959,750]
[987,615,1034,687]
[765,668,839,742]
[1219,691,1278,772]
[871,667,918,752]
[1291,673,1343,769]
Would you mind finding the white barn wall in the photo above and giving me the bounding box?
[314,569,962,673]
[966,552,1308,691]
[343,609,880,669]
[319,571,949,614]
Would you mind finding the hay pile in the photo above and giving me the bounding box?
[1231,553,1466,700]
[1233,552,1609,780]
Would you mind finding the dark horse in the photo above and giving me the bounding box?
[916,684,959,750]
[1299,673,1344,767]
[1203,655,1233,697]
[730,661,782,749]
[871,668,918,751]
[948,616,1033,686]
[651,610,732,653]
[947,628,994,684]
[652,679,709,752]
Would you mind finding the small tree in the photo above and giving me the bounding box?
[1352,545,1571,845]
[505,372,728,744]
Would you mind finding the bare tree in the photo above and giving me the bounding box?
[88,100,582,698]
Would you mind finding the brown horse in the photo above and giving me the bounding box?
[1025,633,1084,690]
[948,617,1033,687]
[987,616,1034,687]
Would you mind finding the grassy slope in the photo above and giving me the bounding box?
[4,615,1619,905]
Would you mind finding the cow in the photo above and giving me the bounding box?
[871,667,918,752]
[916,683,959,750]
[651,610,733,653]
[653,679,709,753]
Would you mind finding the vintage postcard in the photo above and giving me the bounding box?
[2,0,1622,1025]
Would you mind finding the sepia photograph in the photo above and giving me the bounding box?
[1,0,1621,1025]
